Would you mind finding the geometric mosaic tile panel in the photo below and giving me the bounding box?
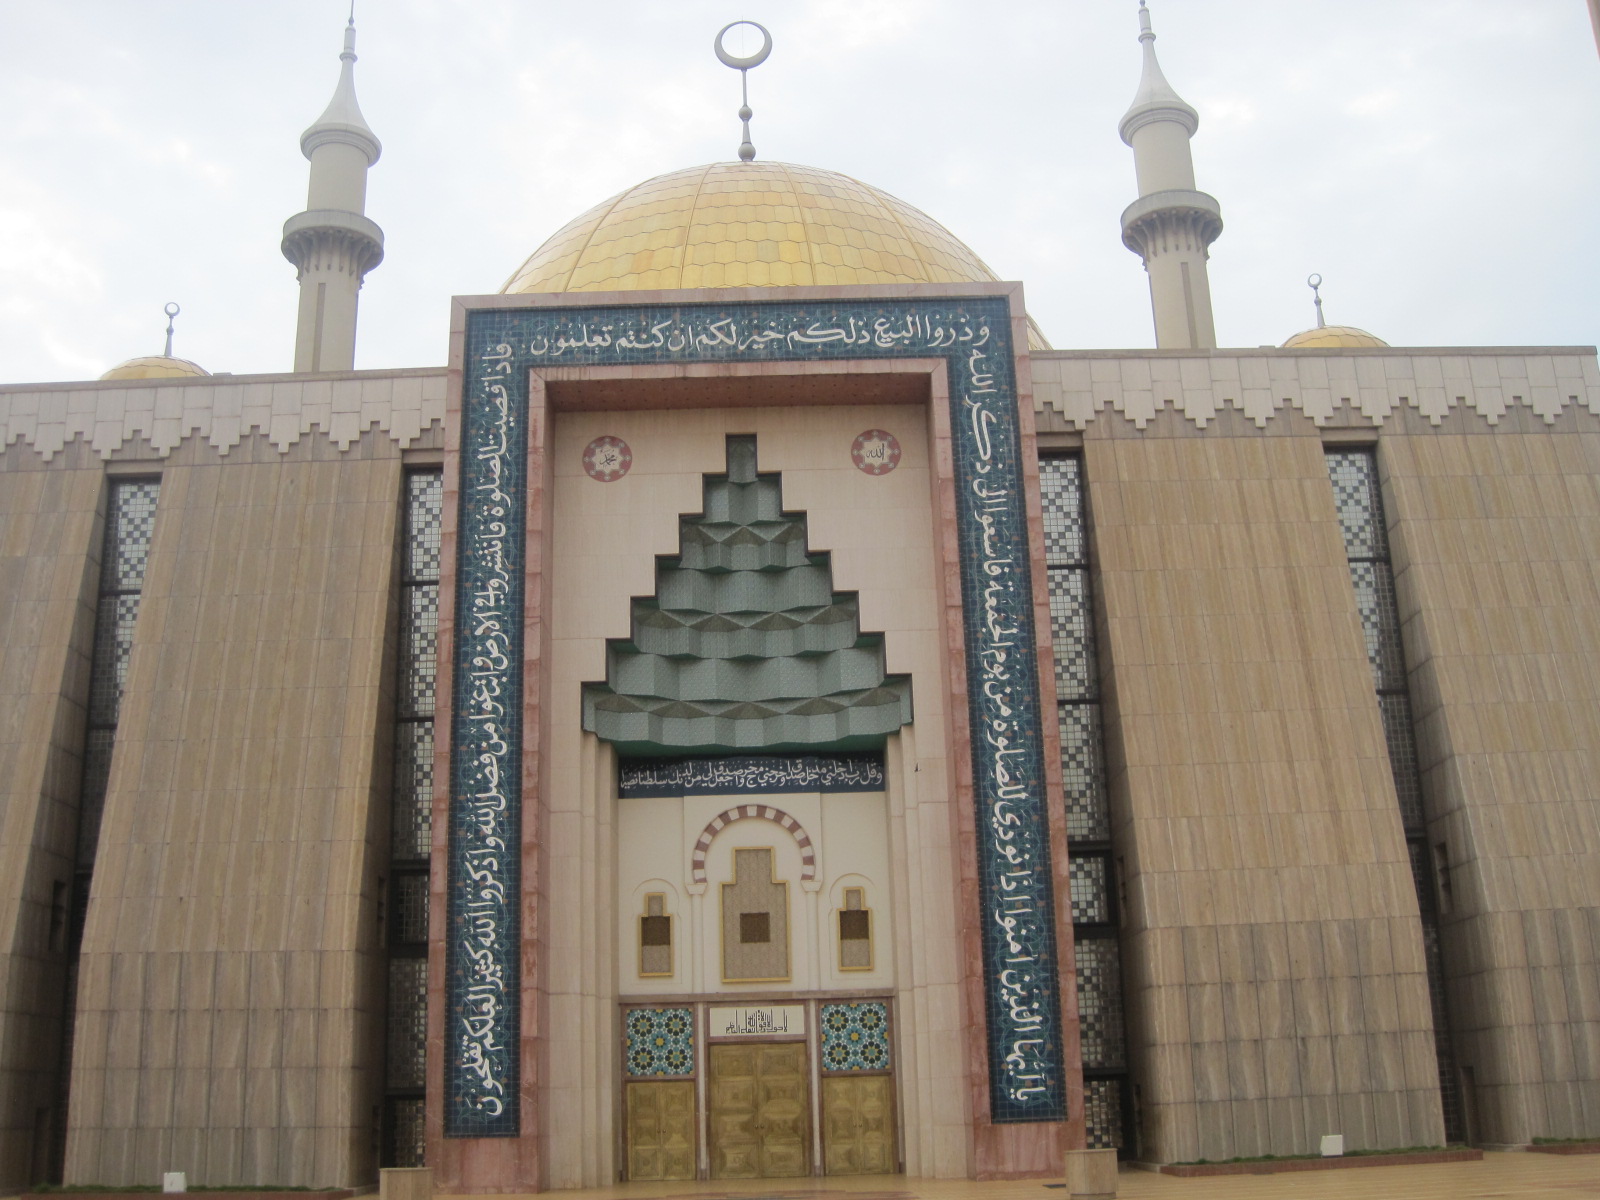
[821,1001,891,1072]
[626,1007,695,1077]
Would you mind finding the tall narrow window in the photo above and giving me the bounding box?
[1039,456,1130,1154]
[1326,448,1466,1144]
[383,469,440,1168]
[50,477,161,1180]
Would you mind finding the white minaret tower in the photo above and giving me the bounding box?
[282,18,383,373]
[1118,1,1222,349]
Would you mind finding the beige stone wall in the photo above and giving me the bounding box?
[0,469,103,1187]
[544,404,970,1184]
[1085,432,1446,1162]
[63,451,402,1185]
[1383,429,1600,1145]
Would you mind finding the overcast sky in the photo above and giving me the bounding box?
[1,1,1596,383]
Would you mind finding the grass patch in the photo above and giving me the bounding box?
[1533,1135,1600,1145]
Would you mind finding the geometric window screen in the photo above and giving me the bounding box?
[639,893,673,977]
[1325,448,1465,1145]
[383,468,442,1170]
[1038,455,1129,1156]
[838,886,872,971]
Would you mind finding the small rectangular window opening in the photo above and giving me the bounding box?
[739,911,771,944]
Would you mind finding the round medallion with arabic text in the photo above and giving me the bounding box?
[851,429,901,476]
[583,435,632,482]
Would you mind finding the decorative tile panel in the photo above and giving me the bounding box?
[821,1002,891,1072]
[626,1008,695,1077]
[451,297,1064,1126]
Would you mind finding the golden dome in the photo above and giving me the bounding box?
[100,355,210,381]
[502,161,1049,347]
[1280,325,1388,349]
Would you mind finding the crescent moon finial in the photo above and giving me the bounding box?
[714,21,773,161]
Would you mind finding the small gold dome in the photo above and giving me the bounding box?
[502,161,1049,347]
[99,355,210,381]
[1280,325,1389,349]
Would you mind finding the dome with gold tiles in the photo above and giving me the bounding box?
[99,355,210,381]
[1280,324,1388,349]
[501,161,1010,295]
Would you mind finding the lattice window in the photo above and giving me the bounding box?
[1039,457,1087,567]
[1084,1078,1124,1150]
[1038,453,1130,1153]
[1326,451,1388,559]
[391,873,429,948]
[1326,448,1464,1143]
[385,1097,426,1169]
[391,721,433,862]
[386,957,428,1090]
[1047,568,1096,701]
[383,470,442,1166]
[1075,937,1127,1070]
[1068,855,1111,925]
[1059,705,1110,840]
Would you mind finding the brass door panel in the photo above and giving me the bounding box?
[822,1074,895,1175]
[709,1042,811,1178]
[626,1080,696,1181]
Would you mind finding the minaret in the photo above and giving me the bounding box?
[282,18,383,373]
[1118,1,1222,349]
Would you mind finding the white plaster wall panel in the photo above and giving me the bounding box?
[1029,349,1600,430]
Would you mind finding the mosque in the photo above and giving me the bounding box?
[0,4,1597,1193]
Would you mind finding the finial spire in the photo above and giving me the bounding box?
[1308,274,1327,328]
[162,302,180,358]
[715,21,772,162]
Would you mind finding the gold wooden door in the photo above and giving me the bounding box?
[822,1075,896,1174]
[626,1080,696,1181]
[708,1042,811,1178]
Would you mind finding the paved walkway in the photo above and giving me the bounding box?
[440,1152,1599,1200]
